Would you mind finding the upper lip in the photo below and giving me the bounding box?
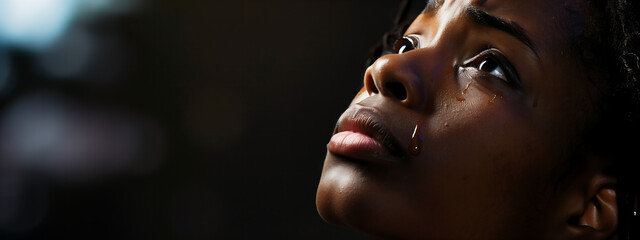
[333,105,406,158]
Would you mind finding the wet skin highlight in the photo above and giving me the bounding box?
[317,0,618,239]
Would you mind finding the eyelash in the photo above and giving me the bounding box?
[462,49,520,88]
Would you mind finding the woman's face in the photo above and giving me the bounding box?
[317,0,600,238]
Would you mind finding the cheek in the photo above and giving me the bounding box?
[433,93,546,182]
[404,97,560,234]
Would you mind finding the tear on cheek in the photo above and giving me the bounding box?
[488,92,504,105]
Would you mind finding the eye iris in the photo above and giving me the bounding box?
[478,58,506,80]
[394,37,416,54]
[466,49,518,86]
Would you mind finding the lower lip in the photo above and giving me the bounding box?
[328,131,397,163]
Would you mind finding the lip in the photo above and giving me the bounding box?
[328,105,406,163]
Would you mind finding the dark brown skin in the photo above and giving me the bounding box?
[316,0,619,239]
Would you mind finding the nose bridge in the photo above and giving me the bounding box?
[415,1,469,50]
[364,3,470,111]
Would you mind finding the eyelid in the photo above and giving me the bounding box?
[463,48,521,87]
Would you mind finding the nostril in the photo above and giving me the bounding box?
[365,74,379,94]
[385,82,407,101]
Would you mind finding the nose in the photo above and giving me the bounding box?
[364,53,428,109]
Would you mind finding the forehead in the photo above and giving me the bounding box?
[421,0,587,46]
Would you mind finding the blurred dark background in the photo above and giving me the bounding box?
[0,0,423,239]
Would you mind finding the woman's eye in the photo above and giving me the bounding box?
[393,36,418,54]
[478,58,506,81]
[465,49,520,87]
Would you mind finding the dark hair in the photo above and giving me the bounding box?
[368,0,640,239]
[597,0,640,239]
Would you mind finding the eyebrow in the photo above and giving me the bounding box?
[465,6,539,57]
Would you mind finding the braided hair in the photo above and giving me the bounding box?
[368,0,640,238]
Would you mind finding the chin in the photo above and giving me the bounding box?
[315,153,426,239]
[315,154,368,228]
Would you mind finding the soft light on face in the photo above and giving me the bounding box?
[317,0,601,239]
[421,0,467,49]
